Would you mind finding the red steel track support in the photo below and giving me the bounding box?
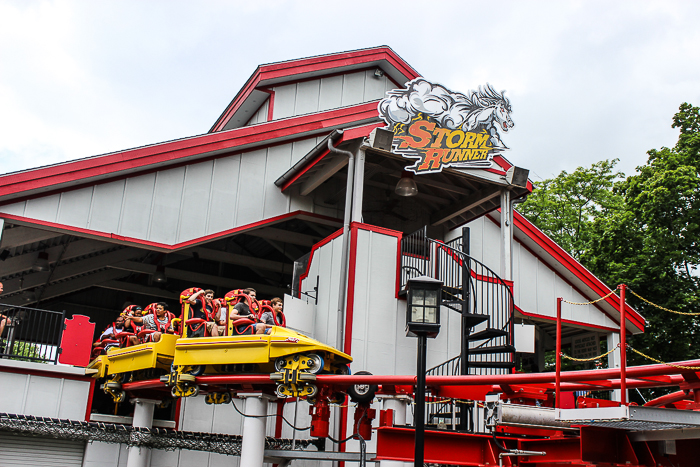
[555,297,562,409]
[619,284,627,405]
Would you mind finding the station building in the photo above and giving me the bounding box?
[0,46,643,466]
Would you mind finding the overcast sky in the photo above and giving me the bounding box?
[1,0,699,182]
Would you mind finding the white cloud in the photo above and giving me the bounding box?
[0,0,699,179]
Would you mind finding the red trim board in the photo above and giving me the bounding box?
[0,210,341,252]
[0,102,382,201]
[297,227,344,294]
[511,211,643,331]
[210,47,420,132]
[486,213,624,329]
[515,305,620,334]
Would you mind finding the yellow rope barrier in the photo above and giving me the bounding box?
[628,346,700,370]
[627,288,700,316]
[562,289,618,306]
[560,345,618,362]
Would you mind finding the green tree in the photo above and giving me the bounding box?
[584,103,700,370]
[519,103,700,398]
[517,159,624,260]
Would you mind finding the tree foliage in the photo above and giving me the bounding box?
[517,159,624,260]
[519,103,700,380]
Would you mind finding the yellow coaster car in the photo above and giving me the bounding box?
[86,333,178,402]
[164,289,352,401]
[167,326,352,400]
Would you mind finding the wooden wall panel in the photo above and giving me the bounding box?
[119,173,156,240]
[207,155,240,235]
[178,161,213,243]
[235,148,267,227]
[319,74,343,111]
[88,180,125,233]
[262,144,293,219]
[57,187,93,229]
[294,79,320,116]
[271,83,296,120]
[341,71,366,107]
[149,166,186,245]
[25,194,60,223]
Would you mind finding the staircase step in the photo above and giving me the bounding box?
[465,361,515,369]
[468,328,508,341]
[441,300,464,312]
[468,345,516,355]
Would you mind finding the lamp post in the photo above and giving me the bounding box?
[406,275,443,467]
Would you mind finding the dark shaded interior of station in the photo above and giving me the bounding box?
[1,147,541,348]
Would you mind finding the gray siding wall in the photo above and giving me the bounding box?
[447,216,618,329]
[0,361,91,419]
[0,136,340,247]
[269,70,396,121]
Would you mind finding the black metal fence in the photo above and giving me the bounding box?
[401,227,514,433]
[0,304,65,364]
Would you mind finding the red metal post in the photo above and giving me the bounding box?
[556,297,562,409]
[619,284,627,405]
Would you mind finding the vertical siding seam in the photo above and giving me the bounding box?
[55,193,64,224]
[204,161,216,235]
[55,378,65,417]
[146,172,159,241]
[116,180,129,236]
[292,83,299,117]
[233,154,242,227]
[316,78,322,113]
[86,185,96,229]
[175,165,189,243]
[20,374,30,413]
[260,149,269,218]
[363,233,373,370]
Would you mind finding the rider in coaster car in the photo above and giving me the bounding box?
[260,297,286,334]
[187,289,223,337]
[229,288,267,335]
[126,302,174,343]
[93,315,127,354]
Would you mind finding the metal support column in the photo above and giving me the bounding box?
[459,227,471,431]
[414,335,427,467]
[126,398,158,467]
[240,394,272,467]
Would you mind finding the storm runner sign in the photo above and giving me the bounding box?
[378,78,514,174]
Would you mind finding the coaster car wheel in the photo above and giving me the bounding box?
[305,354,324,374]
[275,356,289,372]
[300,384,318,399]
[115,391,126,403]
[347,370,378,403]
[187,365,205,376]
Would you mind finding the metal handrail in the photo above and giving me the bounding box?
[0,303,65,364]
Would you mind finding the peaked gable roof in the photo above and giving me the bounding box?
[209,46,420,133]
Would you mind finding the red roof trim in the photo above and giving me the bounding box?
[210,47,420,133]
[515,305,620,333]
[511,211,644,331]
[0,102,381,201]
[0,210,341,251]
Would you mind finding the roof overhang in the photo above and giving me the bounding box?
[280,131,532,229]
[0,102,381,205]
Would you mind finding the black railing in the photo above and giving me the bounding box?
[401,227,514,433]
[0,304,65,364]
[400,229,515,376]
